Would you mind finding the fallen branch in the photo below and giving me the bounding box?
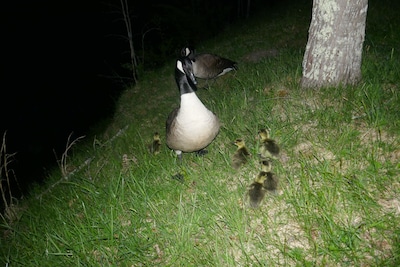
[1,131,19,220]
[36,125,129,199]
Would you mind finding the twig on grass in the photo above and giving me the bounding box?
[36,126,129,199]
[60,132,86,178]
[0,131,20,222]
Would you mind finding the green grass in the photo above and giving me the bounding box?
[2,0,400,266]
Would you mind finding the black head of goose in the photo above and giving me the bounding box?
[181,47,237,80]
[166,56,220,161]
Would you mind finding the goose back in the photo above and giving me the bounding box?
[182,47,237,80]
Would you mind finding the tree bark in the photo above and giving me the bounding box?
[301,0,368,88]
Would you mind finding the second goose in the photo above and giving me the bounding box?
[182,47,237,80]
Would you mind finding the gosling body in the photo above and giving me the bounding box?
[258,129,280,160]
[231,138,251,170]
[248,172,267,208]
[148,132,161,155]
[260,159,279,192]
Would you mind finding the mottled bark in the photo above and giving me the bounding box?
[301,0,368,88]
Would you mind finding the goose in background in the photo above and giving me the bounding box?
[166,56,220,161]
[231,138,251,170]
[258,128,280,160]
[148,132,161,155]
[181,47,237,80]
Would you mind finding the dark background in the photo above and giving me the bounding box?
[1,0,275,199]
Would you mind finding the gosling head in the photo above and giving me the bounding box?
[260,159,272,172]
[258,129,271,141]
[254,171,268,184]
[233,138,246,149]
[153,132,161,141]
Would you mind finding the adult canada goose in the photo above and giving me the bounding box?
[181,47,238,80]
[248,172,267,208]
[231,138,251,170]
[258,128,280,160]
[260,159,279,192]
[148,132,161,155]
[166,56,220,161]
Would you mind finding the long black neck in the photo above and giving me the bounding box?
[175,57,197,95]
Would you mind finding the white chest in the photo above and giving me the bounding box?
[176,93,217,128]
[167,92,220,152]
[172,93,219,147]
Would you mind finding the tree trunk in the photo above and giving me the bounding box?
[301,0,368,88]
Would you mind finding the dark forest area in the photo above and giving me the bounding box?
[1,0,277,202]
[105,0,278,78]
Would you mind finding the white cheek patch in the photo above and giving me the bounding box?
[177,60,184,73]
[185,47,191,56]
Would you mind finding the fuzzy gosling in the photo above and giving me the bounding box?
[258,128,280,160]
[231,138,251,170]
[148,132,161,155]
[248,172,267,208]
[260,159,279,192]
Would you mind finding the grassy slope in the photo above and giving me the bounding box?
[2,0,400,266]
